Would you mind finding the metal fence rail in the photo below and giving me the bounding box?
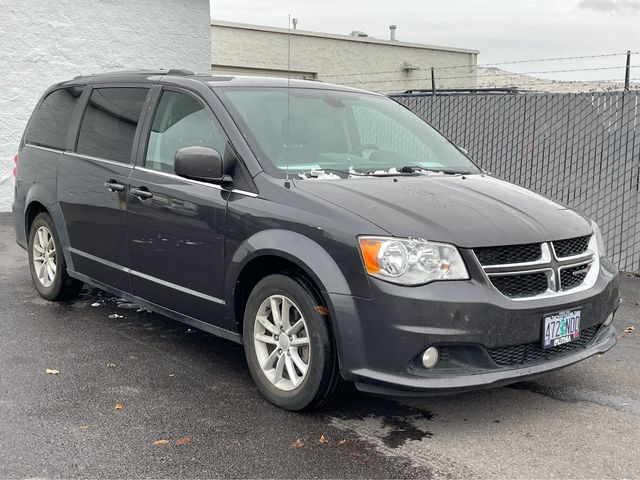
[391,91,640,273]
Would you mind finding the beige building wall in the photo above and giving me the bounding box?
[211,20,478,93]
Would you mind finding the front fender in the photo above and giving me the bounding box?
[225,229,369,376]
[226,229,353,302]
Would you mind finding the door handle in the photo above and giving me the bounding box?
[131,187,153,200]
[104,180,125,192]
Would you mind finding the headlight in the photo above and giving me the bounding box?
[591,220,606,257]
[358,236,469,285]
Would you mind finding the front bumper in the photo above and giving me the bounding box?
[328,257,620,396]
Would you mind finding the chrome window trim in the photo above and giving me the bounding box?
[24,143,65,154]
[134,166,258,198]
[65,151,132,168]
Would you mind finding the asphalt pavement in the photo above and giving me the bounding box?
[1,212,639,479]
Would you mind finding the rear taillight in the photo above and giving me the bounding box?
[12,153,19,180]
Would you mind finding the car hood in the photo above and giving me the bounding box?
[293,174,592,248]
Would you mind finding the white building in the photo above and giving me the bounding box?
[0,0,211,211]
[211,20,479,93]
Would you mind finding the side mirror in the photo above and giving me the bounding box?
[174,146,232,184]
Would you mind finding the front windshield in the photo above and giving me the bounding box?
[215,86,480,178]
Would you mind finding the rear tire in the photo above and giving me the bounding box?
[243,274,341,411]
[28,212,83,301]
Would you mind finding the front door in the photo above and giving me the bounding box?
[126,88,229,325]
[58,86,150,292]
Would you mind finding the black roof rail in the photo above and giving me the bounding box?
[73,68,195,80]
[166,69,195,75]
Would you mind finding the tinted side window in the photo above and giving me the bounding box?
[76,88,149,163]
[145,91,226,173]
[25,87,84,150]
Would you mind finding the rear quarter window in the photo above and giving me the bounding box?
[25,86,84,150]
[76,87,149,163]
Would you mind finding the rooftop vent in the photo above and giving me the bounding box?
[389,25,397,41]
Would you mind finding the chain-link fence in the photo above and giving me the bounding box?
[391,91,640,273]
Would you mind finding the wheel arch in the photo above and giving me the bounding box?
[25,200,48,238]
[23,187,73,268]
[225,229,354,335]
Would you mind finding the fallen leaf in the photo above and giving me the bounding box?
[176,436,192,446]
[313,306,330,316]
[79,424,90,431]
[114,403,124,411]
[624,326,635,333]
[91,302,101,307]
[106,363,116,368]
[108,314,123,319]
[319,434,329,444]
[45,368,60,375]
[153,439,169,446]
[339,439,347,445]
[291,438,304,448]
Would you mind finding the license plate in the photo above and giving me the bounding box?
[543,309,581,349]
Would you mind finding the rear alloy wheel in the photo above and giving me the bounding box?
[32,226,56,288]
[28,212,83,301]
[243,274,341,411]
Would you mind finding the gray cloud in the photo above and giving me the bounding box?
[578,0,640,13]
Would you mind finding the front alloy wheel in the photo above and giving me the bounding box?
[253,295,310,391]
[243,274,341,411]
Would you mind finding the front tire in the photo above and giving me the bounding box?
[28,212,83,301]
[243,274,341,411]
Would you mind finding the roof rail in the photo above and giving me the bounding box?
[73,68,195,80]
[166,69,195,75]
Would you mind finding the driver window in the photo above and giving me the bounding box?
[146,91,226,173]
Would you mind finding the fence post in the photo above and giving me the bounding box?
[431,67,436,95]
[624,50,631,92]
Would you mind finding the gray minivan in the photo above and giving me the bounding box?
[13,70,620,410]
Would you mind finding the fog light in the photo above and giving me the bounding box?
[604,312,614,326]
[422,347,439,369]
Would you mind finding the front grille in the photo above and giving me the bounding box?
[489,272,548,298]
[488,324,601,366]
[553,235,590,258]
[560,263,590,290]
[474,243,542,266]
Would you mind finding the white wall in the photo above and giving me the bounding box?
[212,21,478,93]
[0,0,211,212]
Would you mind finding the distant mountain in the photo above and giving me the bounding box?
[476,66,639,93]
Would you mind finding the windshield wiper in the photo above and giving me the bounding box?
[398,166,473,175]
[298,168,414,179]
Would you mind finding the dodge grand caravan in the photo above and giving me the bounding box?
[13,70,620,410]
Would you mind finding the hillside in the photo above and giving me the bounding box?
[476,66,639,93]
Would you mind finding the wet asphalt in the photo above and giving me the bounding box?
[1,212,639,479]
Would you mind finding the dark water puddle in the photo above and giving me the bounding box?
[324,390,435,448]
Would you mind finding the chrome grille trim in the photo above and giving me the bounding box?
[474,235,598,301]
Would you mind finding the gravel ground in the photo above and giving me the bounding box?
[1,213,638,479]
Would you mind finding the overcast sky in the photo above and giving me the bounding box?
[210,0,640,81]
